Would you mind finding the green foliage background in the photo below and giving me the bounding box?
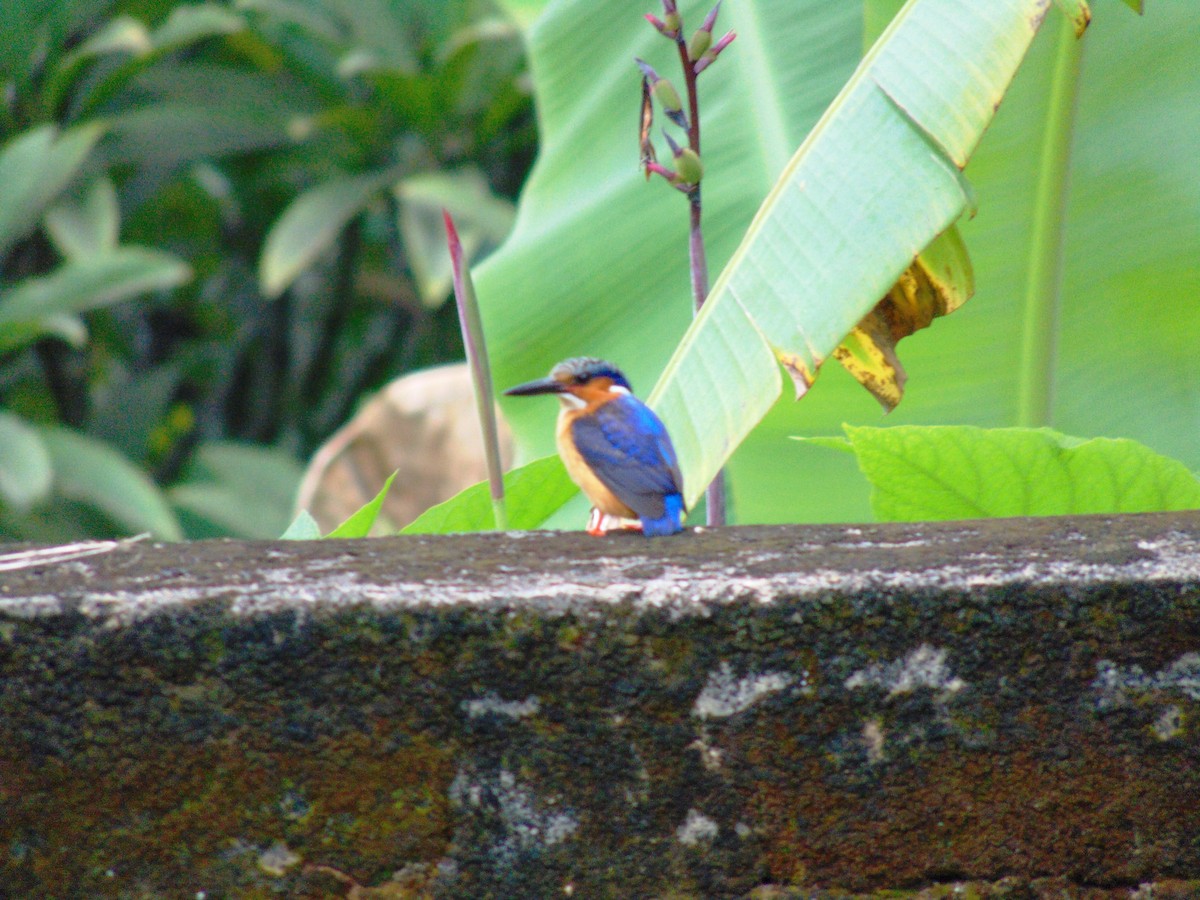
[0,0,534,541]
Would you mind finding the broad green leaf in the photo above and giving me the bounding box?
[834,425,1200,521]
[402,454,576,534]
[395,169,516,308]
[649,0,1045,510]
[40,426,183,540]
[280,509,323,540]
[260,166,402,298]
[44,177,120,260]
[0,248,191,352]
[0,411,52,511]
[326,470,398,538]
[0,123,105,257]
[169,441,303,539]
[472,0,1198,528]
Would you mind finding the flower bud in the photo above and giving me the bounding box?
[694,30,736,74]
[652,78,684,119]
[644,13,678,39]
[674,147,704,184]
[687,28,712,62]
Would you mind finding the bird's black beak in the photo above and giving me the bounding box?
[503,376,566,397]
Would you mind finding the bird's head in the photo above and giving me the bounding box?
[504,357,633,409]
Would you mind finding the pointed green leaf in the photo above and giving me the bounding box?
[0,123,105,257]
[0,411,53,511]
[326,471,398,538]
[280,509,323,540]
[839,425,1200,521]
[40,426,183,540]
[402,454,577,535]
[260,167,402,298]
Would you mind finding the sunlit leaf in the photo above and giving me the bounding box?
[402,454,576,534]
[0,123,105,257]
[0,411,52,511]
[828,424,1200,521]
[260,166,402,298]
[40,426,183,539]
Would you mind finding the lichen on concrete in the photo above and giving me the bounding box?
[1,512,1200,897]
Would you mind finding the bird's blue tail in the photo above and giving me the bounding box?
[641,493,686,536]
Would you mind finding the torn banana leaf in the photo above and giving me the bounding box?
[835,225,974,412]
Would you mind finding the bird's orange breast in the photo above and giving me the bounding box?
[556,408,637,518]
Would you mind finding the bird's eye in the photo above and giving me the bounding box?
[574,374,588,384]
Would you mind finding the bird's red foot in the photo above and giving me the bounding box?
[587,509,644,535]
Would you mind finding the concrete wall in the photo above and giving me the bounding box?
[2,512,1199,898]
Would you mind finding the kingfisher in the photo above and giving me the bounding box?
[504,357,686,536]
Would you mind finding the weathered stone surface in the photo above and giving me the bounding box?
[2,512,1199,898]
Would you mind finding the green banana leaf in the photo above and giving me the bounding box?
[467,0,1195,528]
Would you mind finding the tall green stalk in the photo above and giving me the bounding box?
[444,211,508,530]
[1016,15,1085,427]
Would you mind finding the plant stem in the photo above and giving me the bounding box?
[1016,15,1084,427]
[675,29,726,526]
[443,211,508,530]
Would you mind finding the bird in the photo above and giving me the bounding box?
[504,357,686,536]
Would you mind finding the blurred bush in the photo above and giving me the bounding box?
[0,0,534,541]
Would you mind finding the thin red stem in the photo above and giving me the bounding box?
[673,21,725,526]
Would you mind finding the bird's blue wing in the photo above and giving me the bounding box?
[569,395,684,521]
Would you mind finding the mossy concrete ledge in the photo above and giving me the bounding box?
[3,513,1200,898]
